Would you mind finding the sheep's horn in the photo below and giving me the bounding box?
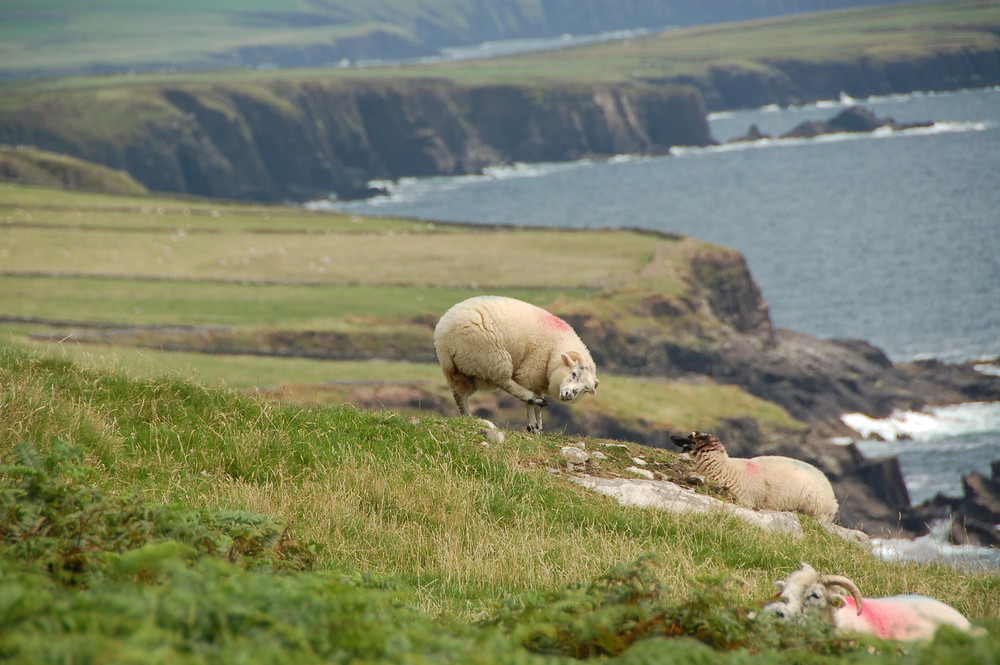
[821,575,863,615]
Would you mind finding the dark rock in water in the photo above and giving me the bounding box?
[731,123,772,142]
[780,105,933,139]
[901,460,1000,547]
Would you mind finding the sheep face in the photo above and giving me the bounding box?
[554,351,599,402]
[762,563,862,621]
[669,432,722,455]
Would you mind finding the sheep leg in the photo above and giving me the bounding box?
[526,403,543,434]
[441,361,476,416]
[452,390,471,416]
[495,377,549,410]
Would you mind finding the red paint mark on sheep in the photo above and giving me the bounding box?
[742,460,760,477]
[541,311,571,331]
[844,598,907,639]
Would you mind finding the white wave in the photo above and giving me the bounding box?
[671,120,992,158]
[778,86,998,112]
[871,520,1000,571]
[842,402,1000,442]
[482,158,594,180]
[976,363,1000,377]
[305,158,602,210]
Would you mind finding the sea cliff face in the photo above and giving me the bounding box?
[682,48,1000,110]
[0,81,711,203]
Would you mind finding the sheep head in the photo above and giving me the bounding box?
[553,351,599,402]
[669,431,726,455]
[762,562,864,620]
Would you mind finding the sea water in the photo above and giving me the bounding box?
[312,88,1000,566]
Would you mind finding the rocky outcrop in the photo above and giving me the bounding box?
[571,475,870,546]
[779,106,932,138]
[731,106,932,142]
[902,460,1000,547]
[0,81,711,202]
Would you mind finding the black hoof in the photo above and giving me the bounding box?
[528,395,550,408]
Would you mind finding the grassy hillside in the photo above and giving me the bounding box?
[2,341,999,663]
[4,0,997,91]
[0,146,149,195]
[0,0,920,79]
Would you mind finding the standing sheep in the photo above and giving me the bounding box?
[433,295,599,433]
[669,432,839,522]
[762,562,976,641]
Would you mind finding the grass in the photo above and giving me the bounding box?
[3,0,998,90]
[2,341,998,663]
[0,184,664,290]
[0,146,149,196]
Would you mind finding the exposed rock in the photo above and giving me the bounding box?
[731,124,772,142]
[478,418,506,444]
[780,105,932,139]
[901,460,1000,547]
[572,475,869,548]
[560,446,591,465]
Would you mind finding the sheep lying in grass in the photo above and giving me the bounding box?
[669,432,838,522]
[762,562,976,641]
[434,295,598,433]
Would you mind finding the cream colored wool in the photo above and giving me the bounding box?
[434,295,598,433]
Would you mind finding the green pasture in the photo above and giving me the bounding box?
[0,0,391,74]
[0,276,512,327]
[1,184,669,291]
[3,0,998,89]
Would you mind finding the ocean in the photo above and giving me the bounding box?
[311,87,1000,567]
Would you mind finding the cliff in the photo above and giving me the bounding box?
[677,47,1000,110]
[0,80,710,202]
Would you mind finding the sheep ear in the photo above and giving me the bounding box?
[774,581,786,592]
[561,352,581,367]
[594,378,600,388]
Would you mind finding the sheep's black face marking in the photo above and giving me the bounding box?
[669,434,695,452]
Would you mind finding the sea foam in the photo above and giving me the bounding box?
[842,402,1000,442]
[872,520,1000,571]
[671,121,992,158]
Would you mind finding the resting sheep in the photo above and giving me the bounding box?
[762,562,976,641]
[669,432,839,523]
[433,295,599,433]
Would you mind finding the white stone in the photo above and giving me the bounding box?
[625,466,655,480]
[560,446,591,465]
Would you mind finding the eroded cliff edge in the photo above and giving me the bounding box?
[0,80,710,202]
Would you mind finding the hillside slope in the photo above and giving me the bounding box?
[1,343,998,663]
[0,0,918,79]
